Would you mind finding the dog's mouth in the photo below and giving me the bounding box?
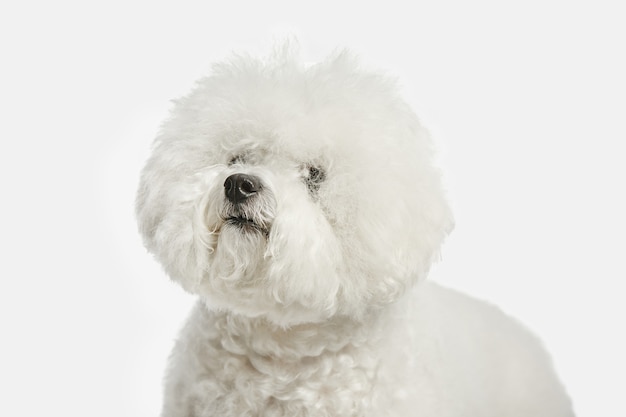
[224,215,269,236]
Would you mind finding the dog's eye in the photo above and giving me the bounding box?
[304,165,326,194]
[308,166,325,183]
[228,155,245,165]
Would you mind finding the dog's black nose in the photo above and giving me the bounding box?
[224,173,262,204]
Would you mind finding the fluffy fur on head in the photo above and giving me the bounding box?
[136,46,453,325]
[136,45,574,417]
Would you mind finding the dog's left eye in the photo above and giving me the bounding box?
[308,166,325,182]
[304,165,326,194]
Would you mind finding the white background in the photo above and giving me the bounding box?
[1,1,624,416]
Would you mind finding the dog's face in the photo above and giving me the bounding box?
[136,50,453,324]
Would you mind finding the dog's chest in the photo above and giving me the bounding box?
[201,350,377,416]
[177,312,382,417]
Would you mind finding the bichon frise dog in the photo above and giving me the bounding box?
[136,46,574,417]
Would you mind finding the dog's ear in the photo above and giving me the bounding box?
[347,158,454,310]
[136,149,220,293]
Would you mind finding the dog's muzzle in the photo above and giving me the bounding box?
[222,173,269,235]
[224,173,262,204]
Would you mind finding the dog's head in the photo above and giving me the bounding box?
[136,48,453,324]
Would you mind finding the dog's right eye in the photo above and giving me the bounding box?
[228,155,245,165]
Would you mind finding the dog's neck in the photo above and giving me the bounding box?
[189,302,390,415]
[206,305,386,362]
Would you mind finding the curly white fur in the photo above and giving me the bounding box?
[136,45,574,416]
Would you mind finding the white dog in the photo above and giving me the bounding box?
[136,46,574,417]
